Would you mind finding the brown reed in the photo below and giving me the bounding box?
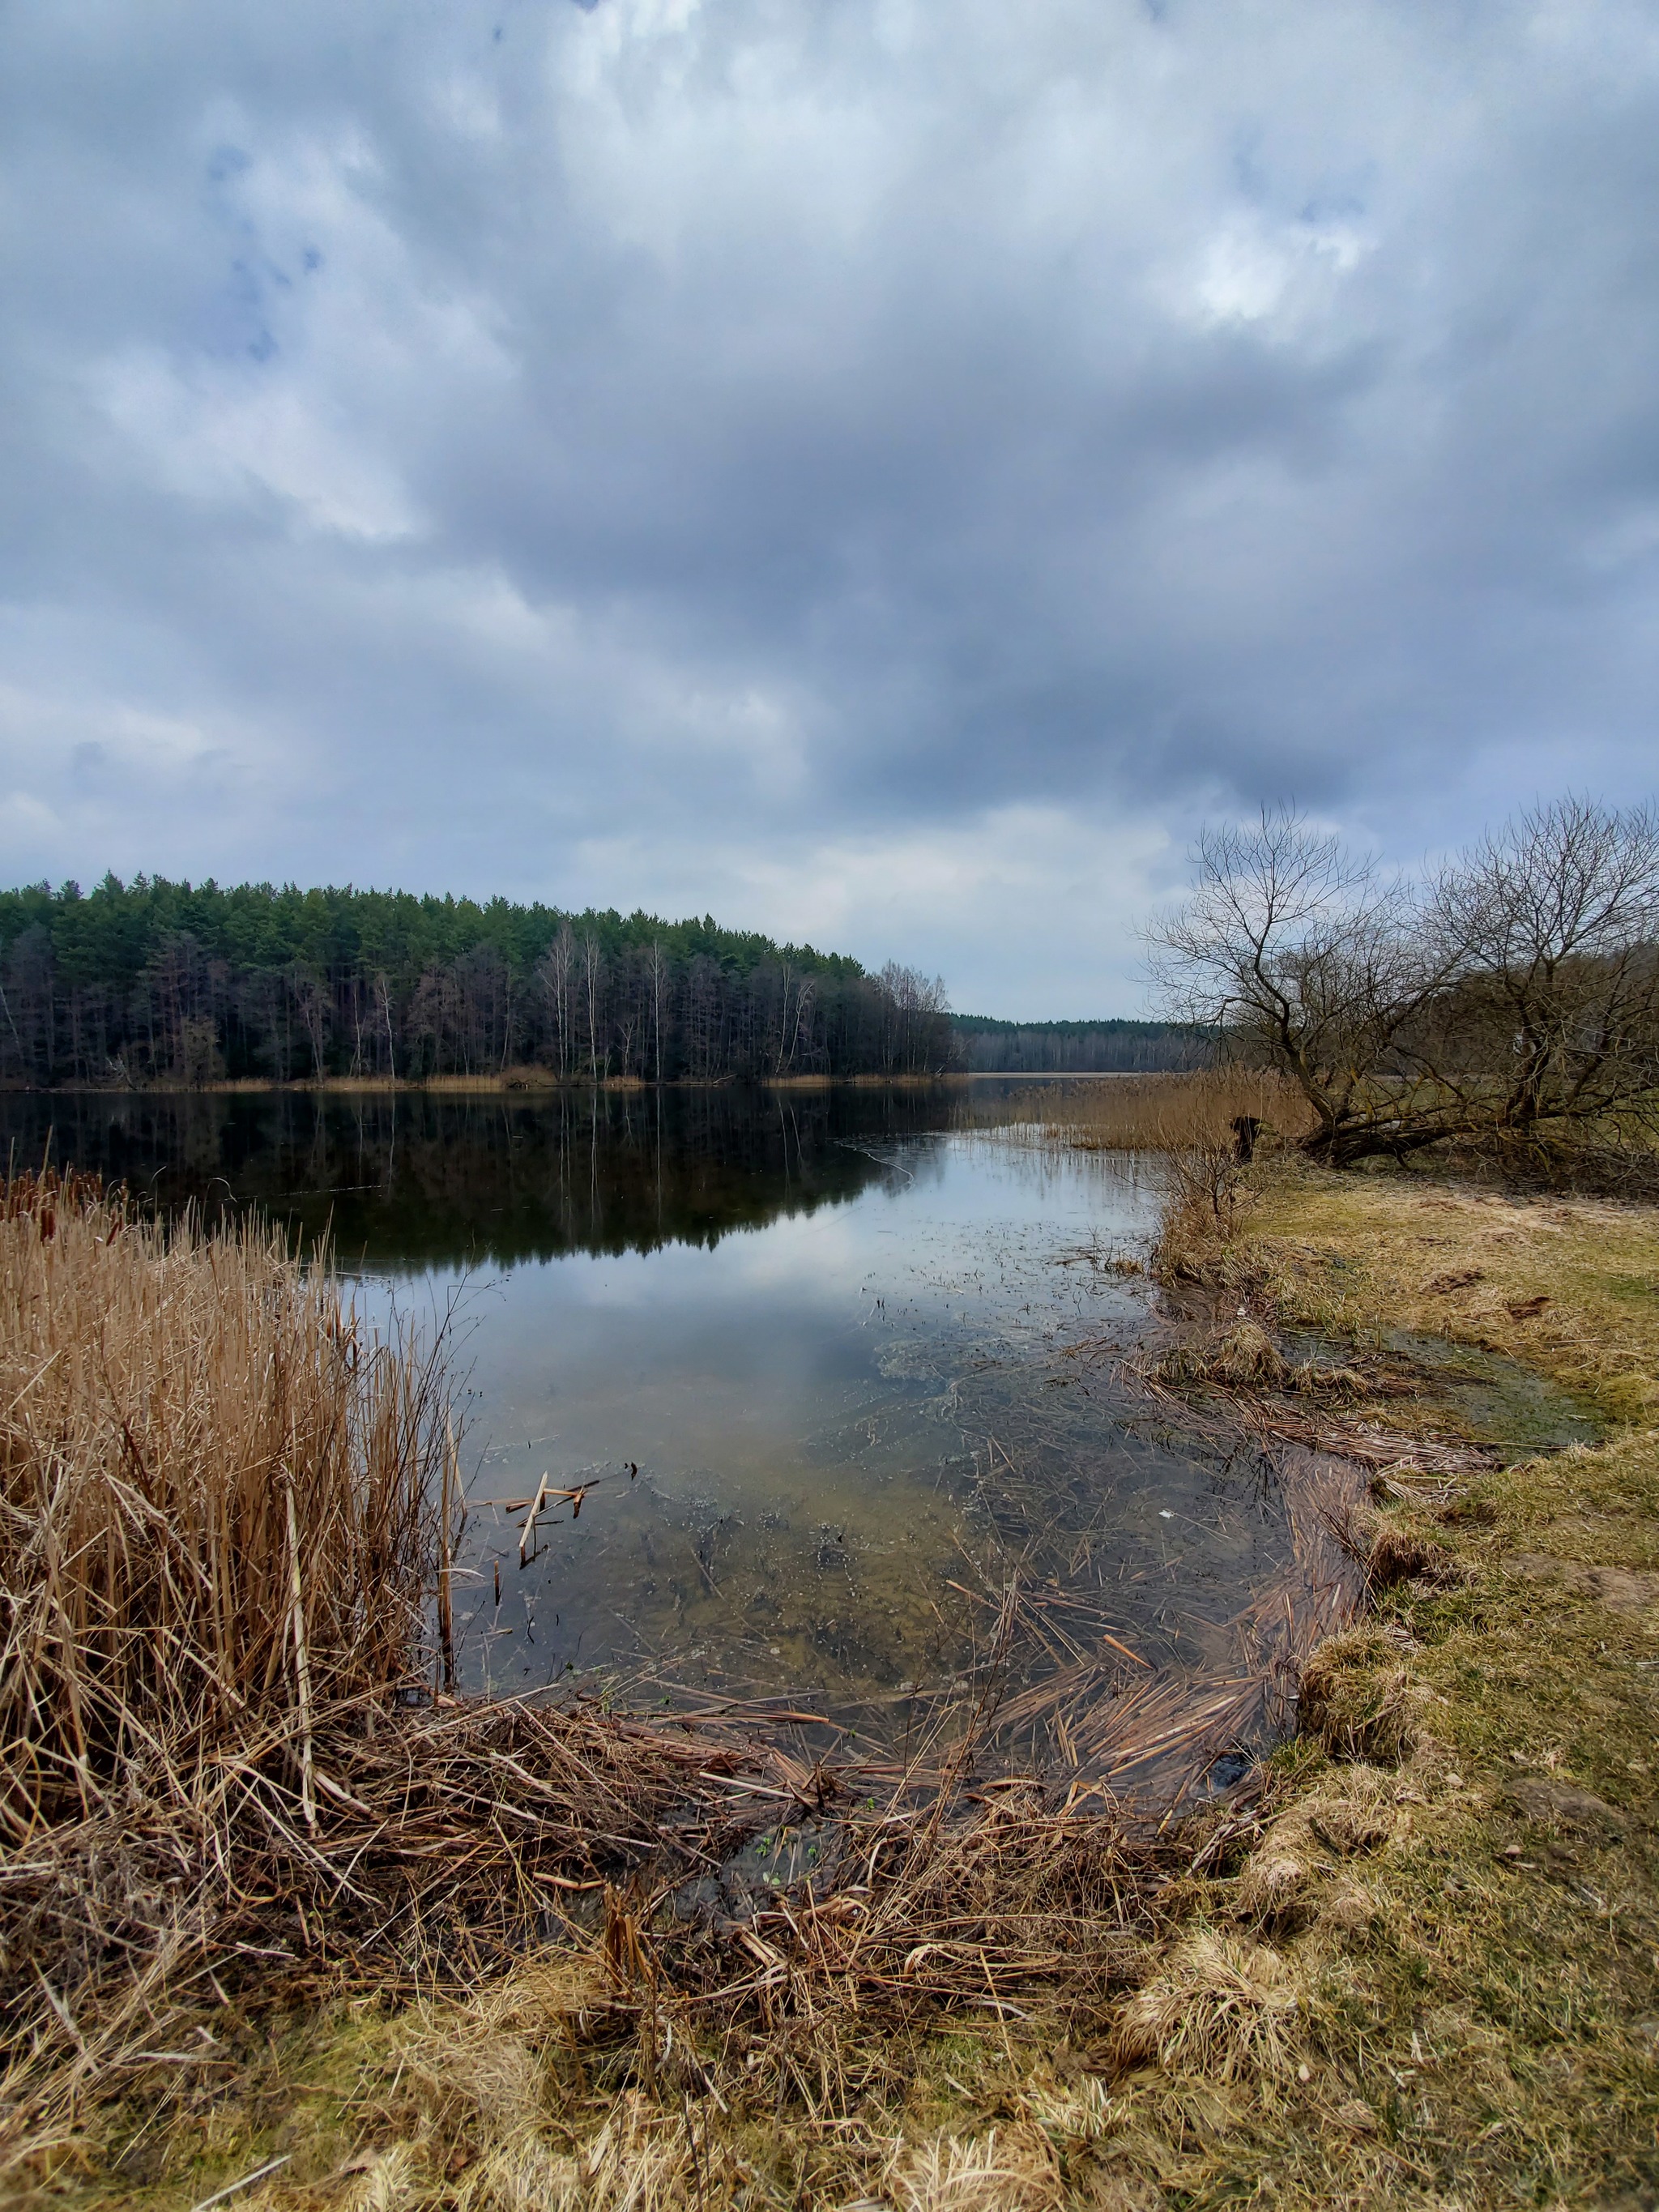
[0,1168,447,1839]
[956,1068,1313,1154]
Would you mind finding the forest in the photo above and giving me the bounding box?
[0,878,957,1086]
[953,1014,1206,1071]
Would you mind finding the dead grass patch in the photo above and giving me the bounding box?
[1107,1930,1303,2086]
[1294,1627,1426,1765]
[881,2124,1065,2212]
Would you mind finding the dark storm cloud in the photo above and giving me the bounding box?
[1,0,1657,1011]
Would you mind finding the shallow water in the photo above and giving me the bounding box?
[439,1131,1290,1723]
[7,1086,1340,1794]
[1381,1330,1604,1455]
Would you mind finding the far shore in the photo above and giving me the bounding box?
[0,1067,1177,1097]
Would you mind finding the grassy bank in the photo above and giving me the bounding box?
[1132,1155,1659,2203]
[8,1149,1659,2209]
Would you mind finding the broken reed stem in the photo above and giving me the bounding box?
[439,1414,458,1696]
[284,1475,318,1834]
[519,1471,550,1562]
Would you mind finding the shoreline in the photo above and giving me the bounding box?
[0,1066,1178,1097]
[11,1136,1653,2204]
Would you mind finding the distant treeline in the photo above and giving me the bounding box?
[951,1015,1209,1073]
[0,878,955,1087]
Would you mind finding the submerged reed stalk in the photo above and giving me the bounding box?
[0,1168,447,1840]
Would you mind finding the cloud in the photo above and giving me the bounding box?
[572,804,1177,1015]
[1,0,1656,1008]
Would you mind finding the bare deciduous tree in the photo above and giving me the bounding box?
[646,941,669,1087]
[580,936,605,1083]
[1150,799,1659,1167]
[537,925,575,1081]
[1422,796,1659,1144]
[1149,809,1463,1163]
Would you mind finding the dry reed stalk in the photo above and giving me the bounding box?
[439,1414,461,1694]
[282,1475,317,1833]
[0,1169,447,1840]
[957,1069,1315,1155]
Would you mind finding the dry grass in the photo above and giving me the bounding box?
[1293,1626,1427,1765]
[0,1168,446,1840]
[1151,1317,1291,1389]
[957,1068,1311,1156]
[1107,1929,1302,2086]
[880,2124,1066,2210]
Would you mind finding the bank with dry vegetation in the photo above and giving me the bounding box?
[5,1133,1658,2210]
[1126,1139,1659,2205]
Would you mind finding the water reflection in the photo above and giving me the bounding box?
[3,1084,1335,1799]
[441,1133,1170,1690]
[0,1084,988,1266]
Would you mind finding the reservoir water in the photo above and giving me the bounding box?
[6,1086,1342,1798]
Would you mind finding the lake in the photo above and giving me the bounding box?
[6,1084,1341,1800]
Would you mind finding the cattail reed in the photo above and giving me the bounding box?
[0,1168,447,1839]
[956,1068,1315,1152]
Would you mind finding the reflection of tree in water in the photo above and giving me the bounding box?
[0,1083,975,1269]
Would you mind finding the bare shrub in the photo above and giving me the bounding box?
[1149,1142,1249,1282]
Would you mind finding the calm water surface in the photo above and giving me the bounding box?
[12,1086,1312,1791]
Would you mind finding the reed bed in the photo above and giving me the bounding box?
[958,1069,1320,1281]
[0,1172,825,2164]
[0,1168,446,1839]
[957,1067,1313,1154]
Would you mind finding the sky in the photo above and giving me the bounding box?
[2,0,1657,1017]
